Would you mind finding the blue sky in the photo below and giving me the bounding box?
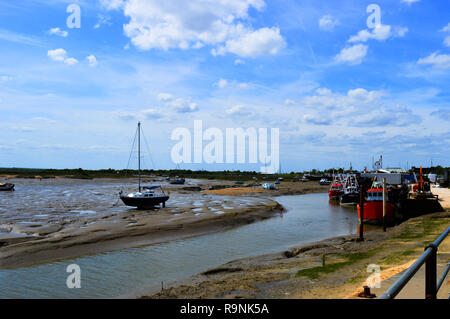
[0,0,449,172]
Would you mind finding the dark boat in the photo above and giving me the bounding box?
[169,178,185,185]
[120,122,169,209]
[339,174,359,206]
[0,183,15,191]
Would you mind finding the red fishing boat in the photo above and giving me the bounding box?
[358,188,395,222]
[328,183,343,199]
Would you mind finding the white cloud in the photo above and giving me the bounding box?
[64,57,79,65]
[284,99,296,105]
[234,59,245,65]
[402,0,420,5]
[100,0,124,10]
[157,93,173,101]
[216,78,228,88]
[47,48,67,62]
[94,14,112,29]
[226,105,251,117]
[47,49,78,65]
[335,44,368,64]
[160,95,199,113]
[86,55,98,67]
[417,52,450,69]
[319,15,339,31]
[107,0,284,58]
[48,27,68,37]
[212,27,285,58]
[441,23,450,33]
[348,24,407,43]
[444,36,450,47]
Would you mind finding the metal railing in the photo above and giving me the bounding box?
[379,226,450,299]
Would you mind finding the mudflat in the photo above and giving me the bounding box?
[0,178,325,268]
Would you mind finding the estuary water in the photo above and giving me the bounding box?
[0,192,358,298]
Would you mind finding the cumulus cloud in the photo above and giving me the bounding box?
[318,15,339,31]
[212,27,285,58]
[48,27,68,37]
[225,105,252,117]
[348,24,407,43]
[299,87,419,128]
[335,44,368,64]
[444,36,450,47]
[104,0,284,58]
[156,93,199,113]
[86,55,98,67]
[47,48,78,65]
[441,23,450,33]
[157,93,173,101]
[216,78,228,88]
[100,0,124,10]
[417,52,450,69]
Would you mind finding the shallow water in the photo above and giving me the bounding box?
[0,192,358,299]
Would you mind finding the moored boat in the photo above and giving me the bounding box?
[358,188,395,222]
[0,183,15,191]
[339,174,359,206]
[328,184,343,199]
[120,122,169,209]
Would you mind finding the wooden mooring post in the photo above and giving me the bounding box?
[359,184,365,241]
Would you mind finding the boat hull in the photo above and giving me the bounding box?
[328,190,343,199]
[0,183,15,191]
[358,201,395,222]
[120,196,169,209]
[340,193,359,205]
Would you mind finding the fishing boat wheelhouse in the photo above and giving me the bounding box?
[339,174,360,205]
[328,183,343,199]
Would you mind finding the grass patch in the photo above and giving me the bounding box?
[296,250,378,280]
[381,248,417,265]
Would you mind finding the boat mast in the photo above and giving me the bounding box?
[138,122,141,192]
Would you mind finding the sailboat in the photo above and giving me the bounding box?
[119,122,169,209]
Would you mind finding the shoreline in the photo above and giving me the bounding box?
[1,179,328,269]
[0,200,281,269]
[139,209,450,299]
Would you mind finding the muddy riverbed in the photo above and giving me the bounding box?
[0,178,305,268]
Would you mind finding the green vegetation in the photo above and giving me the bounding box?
[296,250,379,280]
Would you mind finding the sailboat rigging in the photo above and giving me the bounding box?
[119,122,169,209]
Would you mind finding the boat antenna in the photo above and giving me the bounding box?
[138,121,141,192]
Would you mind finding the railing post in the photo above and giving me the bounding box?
[425,243,437,299]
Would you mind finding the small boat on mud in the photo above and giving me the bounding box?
[358,188,395,223]
[0,183,15,191]
[120,122,169,209]
[169,178,185,185]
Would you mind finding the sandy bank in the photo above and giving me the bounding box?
[141,210,450,299]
